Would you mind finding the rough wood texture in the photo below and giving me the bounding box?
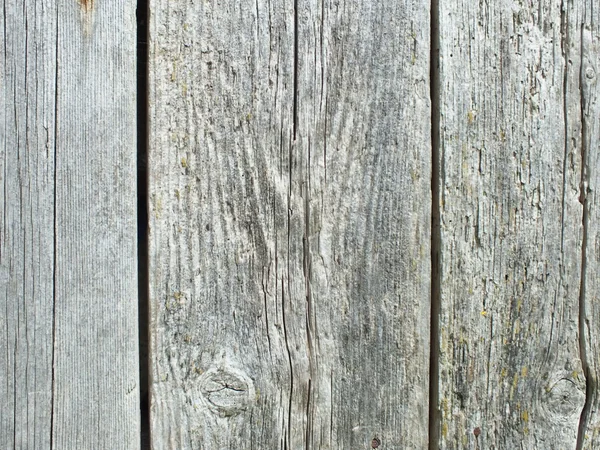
[148,0,431,447]
[434,0,596,448]
[0,1,139,448]
[579,2,600,448]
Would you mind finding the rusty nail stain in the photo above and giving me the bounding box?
[78,0,94,11]
[371,437,381,448]
[473,427,481,438]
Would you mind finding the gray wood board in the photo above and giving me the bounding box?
[579,2,600,448]
[0,1,139,448]
[435,0,595,448]
[148,0,432,448]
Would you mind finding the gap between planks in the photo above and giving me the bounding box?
[137,0,151,448]
[429,0,442,446]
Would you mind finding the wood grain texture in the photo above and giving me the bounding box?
[434,0,592,448]
[579,2,600,448]
[0,1,139,448]
[148,0,431,447]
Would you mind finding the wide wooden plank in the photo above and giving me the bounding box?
[294,0,432,447]
[148,0,296,447]
[435,0,589,448]
[579,3,600,448]
[148,0,431,447]
[1,1,139,448]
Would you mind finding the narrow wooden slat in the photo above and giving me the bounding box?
[579,2,600,448]
[149,0,431,447]
[0,3,57,448]
[435,0,589,448]
[1,1,139,448]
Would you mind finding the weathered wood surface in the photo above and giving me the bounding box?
[434,0,598,448]
[148,0,432,448]
[0,1,139,449]
[579,2,600,448]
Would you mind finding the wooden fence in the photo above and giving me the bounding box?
[2,0,599,448]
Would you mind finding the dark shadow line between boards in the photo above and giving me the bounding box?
[137,0,151,448]
[429,0,442,447]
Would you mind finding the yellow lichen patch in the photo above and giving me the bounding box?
[152,195,163,218]
[441,397,450,417]
[513,320,521,336]
[510,373,519,400]
[181,157,188,168]
[521,367,528,377]
[467,110,477,124]
[480,309,487,317]
[171,62,177,82]
[442,422,448,438]
[521,410,529,422]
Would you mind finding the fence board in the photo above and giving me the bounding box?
[0,1,139,449]
[148,0,431,447]
[580,3,600,448]
[435,0,591,448]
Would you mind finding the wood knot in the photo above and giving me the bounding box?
[198,367,254,417]
[541,378,585,421]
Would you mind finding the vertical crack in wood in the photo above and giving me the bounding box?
[50,5,60,447]
[293,0,298,140]
[428,0,441,446]
[282,277,293,450]
[136,0,150,448]
[576,24,593,450]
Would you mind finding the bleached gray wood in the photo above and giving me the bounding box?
[434,0,591,448]
[579,3,600,448]
[148,0,431,447]
[1,1,139,449]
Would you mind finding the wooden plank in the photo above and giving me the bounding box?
[1,1,139,448]
[294,0,432,447]
[434,0,589,448]
[579,2,600,448]
[0,3,56,448]
[148,0,431,447]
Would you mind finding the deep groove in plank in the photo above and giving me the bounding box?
[576,26,592,450]
[293,0,298,140]
[137,0,151,447]
[428,0,441,446]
